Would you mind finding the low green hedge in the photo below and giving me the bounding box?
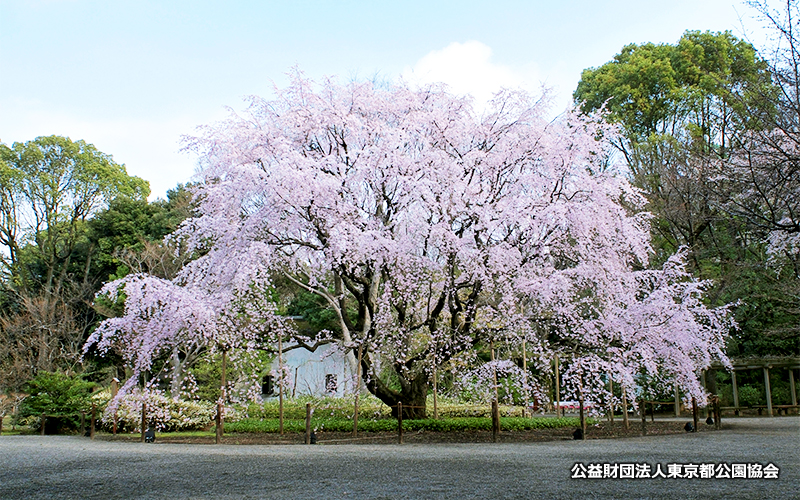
[226,416,587,434]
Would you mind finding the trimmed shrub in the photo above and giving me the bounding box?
[226,416,586,434]
[18,372,96,434]
[738,385,763,407]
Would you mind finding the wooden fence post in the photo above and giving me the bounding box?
[397,402,403,444]
[578,384,586,440]
[90,404,96,440]
[650,402,655,423]
[215,402,223,444]
[492,400,500,443]
[305,403,312,445]
[141,402,146,443]
[692,397,698,433]
[41,413,46,436]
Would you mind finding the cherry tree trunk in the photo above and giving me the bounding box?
[369,373,428,419]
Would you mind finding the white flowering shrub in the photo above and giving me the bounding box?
[102,389,240,432]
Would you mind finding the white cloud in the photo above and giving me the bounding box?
[402,41,542,110]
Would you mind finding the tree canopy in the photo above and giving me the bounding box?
[0,137,194,393]
[574,30,798,358]
[0,135,149,294]
[88,76,733,417]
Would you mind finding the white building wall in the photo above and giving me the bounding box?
[269,344,355,398]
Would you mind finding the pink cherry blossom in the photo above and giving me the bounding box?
[88,74,733,416]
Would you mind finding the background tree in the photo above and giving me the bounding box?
[574,30,771,261]
[0,136,149,294]
[712,0,800,356]
[574,30,797,358]
[0,137,196,393]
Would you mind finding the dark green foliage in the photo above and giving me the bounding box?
[87,184,193,282]
[575,30,770,146]
[0,136,196,394]
[737,385,764,407]
[721,262,800,357]
[188,354,223,402]
[286,290,343,335]
[18,371,96,433]
[0,135,149,294]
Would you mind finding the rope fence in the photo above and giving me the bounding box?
[9,393,728,443]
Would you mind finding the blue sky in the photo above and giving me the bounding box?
[0,0,774,199]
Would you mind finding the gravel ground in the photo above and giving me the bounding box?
[0,416,797,499]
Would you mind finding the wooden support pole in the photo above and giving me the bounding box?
[492,400,500,443]
[650,401,655,423]
[714,396,721,430]
[41,413,46,436]
[90,404,96,440]
[674,384,680,417]
[220,349,227,403]
[397,402,403,444]
[113,412,117,436]
[305,403,312,445]
[522,339,529,418]
[701,370,710,419]
[640,399,646,436]
[490,344,499,403]
[622,391,629,430]
[554,355,561,417]
[278,337,284,434]
[433,364,439,420]
[140,403,146,443]
[353,344,363,437]
[692,397,698,432]
[220,349,227,440]
[608,379,614,423]
[763,367,773,417]
[790,369,797,407]
[293,367,299,398]
[732,370,740,416]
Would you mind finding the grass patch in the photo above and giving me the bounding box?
[226,416,589,434]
